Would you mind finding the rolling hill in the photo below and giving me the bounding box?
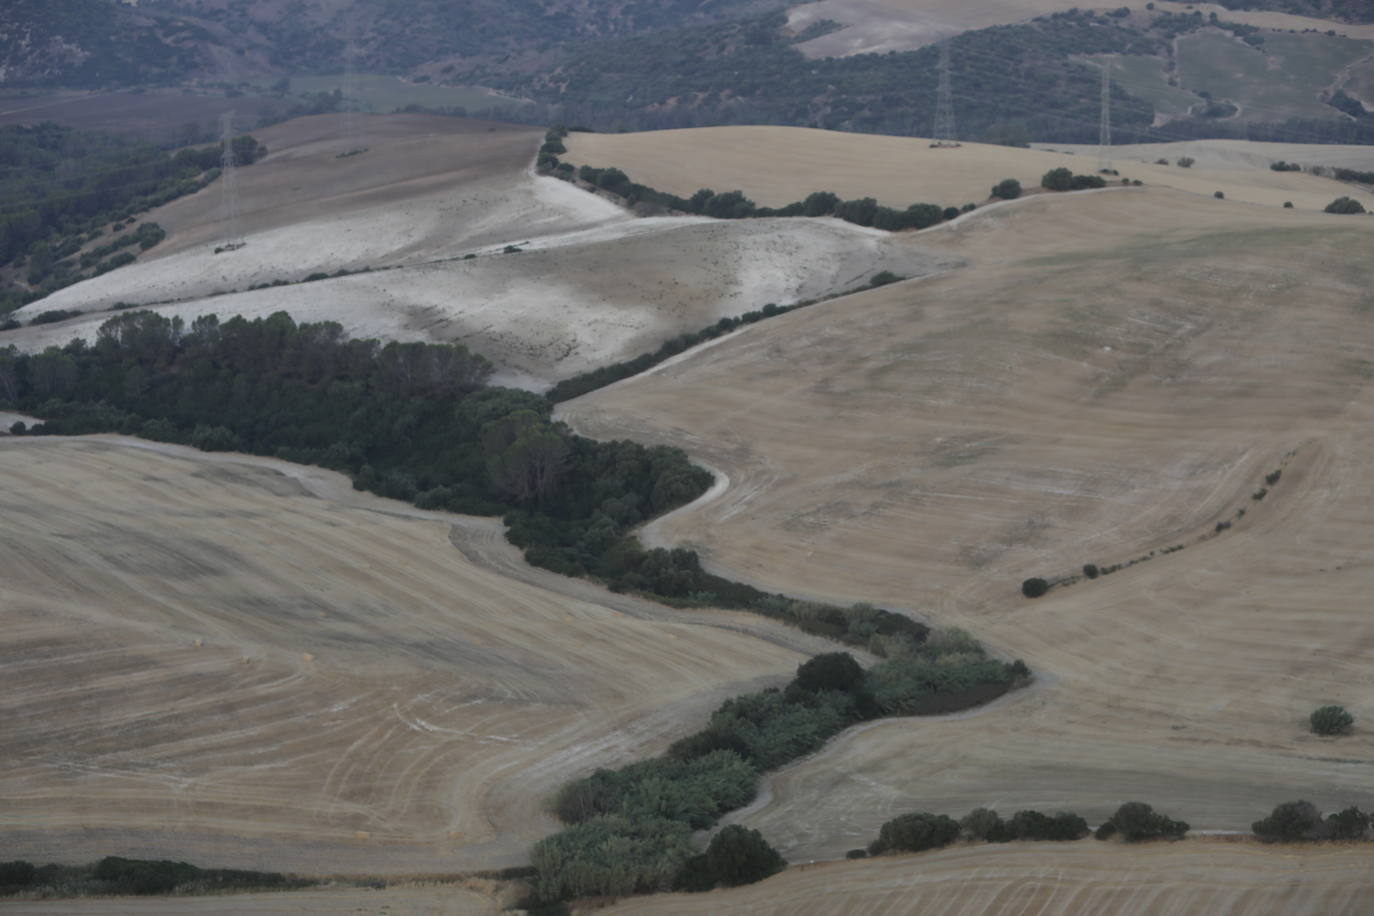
[0,435,839,874]
[560,185,1374,861]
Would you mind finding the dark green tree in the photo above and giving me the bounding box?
[991,178,1022,200]
[1310,705,1354,735]
[1252,801,1321,842]
[702,825,785,887]
[869,812,960,854]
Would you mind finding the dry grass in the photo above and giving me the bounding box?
[562,126,1374,212]
[561,186,1374,860]
[605,839,1374,915]
[0,437,840,874]
[5,114,943,389]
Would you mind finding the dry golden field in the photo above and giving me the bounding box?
[561,186,1374,860]
[0,437,842,874]
[562,126,1374,213]
[6,115,939,389]
[608,839,1374,915]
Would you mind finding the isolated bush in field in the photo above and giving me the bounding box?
[869,271,903,288]
[1108,802,1189,841]
[1252,801,1321,842]
[1325,196,1367,214]
[1082,563,1099,579]
[1265,469,1282,486]
[794,652,864,693]
[991,178,1022,199]
[1214,191,1225,199]
[702,825,785,887]
[1284,201,1294,208]
[1310,705,1354,735]
[1021,577,1049,598]
[845,848,868,859]
[1177,157,1195,168]
[868,812,960,854]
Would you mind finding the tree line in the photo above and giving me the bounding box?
[0,123,267,315]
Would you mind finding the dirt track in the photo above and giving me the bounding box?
[0,437,841,874]
[561,186,1374,860]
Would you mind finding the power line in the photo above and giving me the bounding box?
[1099,61,1113,171]
[931,41,960,148]
[218,111,245,252]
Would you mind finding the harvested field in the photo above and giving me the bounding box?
[0,437,839,874]
[5,115,943,389]
[562,127,1374,212]
[561,187,1374,860]
[606,839,1374,915]
[786,0,1374,57]
[3,883,499,915]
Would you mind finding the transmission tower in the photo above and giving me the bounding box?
[1098,61,1113,172]
[218,111,245,252]
[342,19,366,155]
[931,40,959,148]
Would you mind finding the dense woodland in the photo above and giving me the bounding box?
[0,124,266,315]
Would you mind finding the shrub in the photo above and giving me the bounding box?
[802,191,840,216]
[9,421,26,435]
[868,812,960,854]
[1094,821,1117,840]
[1021,577,1049,598]
[1041,167,1075,191]
[845,848,868,859]
[1107,802,1189,841]
[960,807,1007,842]
[702,825,785,887]
[1325,197,1367,215]
[1265,469,1281,486]
[30,309,81,325]
[1310,705,1354,736]
[1284,201,1294,208]
[0,860,36,887]
[531,816,694,901]
[1322,806,1370,840]
[1252,801,1321,842]
[1082,563,1099,579]
[992,178,1023,199]
[1177,157,1195,168]
[1008,810,1088,841]
[794,652,864,693]
[1214,191,1225,199]
[869,271,903,288]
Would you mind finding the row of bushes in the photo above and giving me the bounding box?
[1023,465,1286,599]
[539,128,975,232]
[0,856,306,897]
[532,644,1029,902]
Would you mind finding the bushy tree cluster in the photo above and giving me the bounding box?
[535,644,1029,902]
[1099,802,1189,841]
[1252,801,1371,842]
[1041,167,1108,191]
[0,856,302,898]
